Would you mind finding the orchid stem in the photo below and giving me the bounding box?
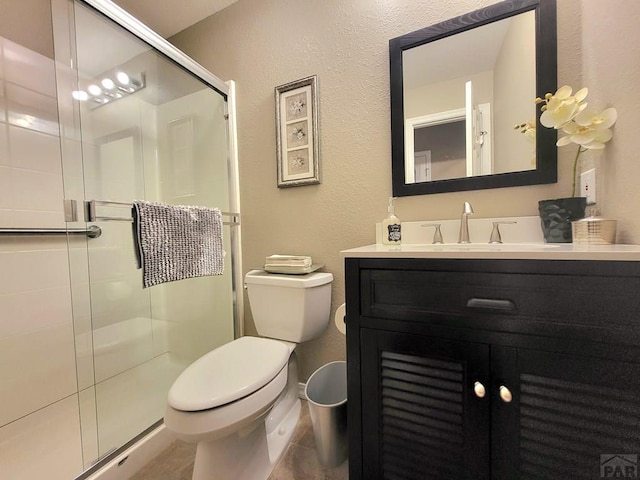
[571,146,585,197]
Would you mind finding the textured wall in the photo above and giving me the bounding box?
[171,0,640,379]
[579,0,640,243]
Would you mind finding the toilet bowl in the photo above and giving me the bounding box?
[164,270,333,480]
[164,337,300,480]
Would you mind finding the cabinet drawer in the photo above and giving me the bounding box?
[361,268,640,332]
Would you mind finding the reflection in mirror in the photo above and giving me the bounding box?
[409,111,466,182]
[404,12,535,182]
[390,0,557,196]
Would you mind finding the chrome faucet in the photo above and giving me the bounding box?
[458,201,474,244]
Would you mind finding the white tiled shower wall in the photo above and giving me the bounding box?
[0,34,180,478]
[0,37,85,479]
[0,24,237,478]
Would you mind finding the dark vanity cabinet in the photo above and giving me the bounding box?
[345,257,640,480]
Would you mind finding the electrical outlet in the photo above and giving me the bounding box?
[580,169,597,205]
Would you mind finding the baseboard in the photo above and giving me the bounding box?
[298,381,307,400]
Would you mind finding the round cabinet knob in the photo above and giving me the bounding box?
[499,385,513,403]
[473,381,486,398]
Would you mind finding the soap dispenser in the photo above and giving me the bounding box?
[382,197,401,245]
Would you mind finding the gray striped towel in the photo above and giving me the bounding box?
[133,200,224,288]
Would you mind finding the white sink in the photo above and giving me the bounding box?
[411,243,560,251]
[392,216,546,245]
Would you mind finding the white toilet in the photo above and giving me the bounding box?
[164,269,333,480]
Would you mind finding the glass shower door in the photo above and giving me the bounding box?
[63,0,236,466]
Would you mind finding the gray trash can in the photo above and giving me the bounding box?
[304,360,348,467]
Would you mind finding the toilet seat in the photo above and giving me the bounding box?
[168,336,290,412]
[164,360,290,443]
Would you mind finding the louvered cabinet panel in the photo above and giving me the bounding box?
[492,347,640,480]
[360,330,490,480]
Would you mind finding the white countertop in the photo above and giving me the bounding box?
[341,243,640,261]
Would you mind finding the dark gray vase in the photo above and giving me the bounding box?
[538,197,587,243]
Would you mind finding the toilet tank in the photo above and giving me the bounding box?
[244,270,333,342]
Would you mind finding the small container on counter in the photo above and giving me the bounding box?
[382,197,401,245]
[572,210,617,245]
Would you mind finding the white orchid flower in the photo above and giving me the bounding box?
[556,106,617,149]
[557,125,613,149]
[514,121,536,140]
[539,85,589,129]
[581,129,614,149]
[574,107,618,130]
[520,84,617,196]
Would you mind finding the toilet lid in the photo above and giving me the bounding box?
[168,336,290,412]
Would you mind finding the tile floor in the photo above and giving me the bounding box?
[129,400,348,480]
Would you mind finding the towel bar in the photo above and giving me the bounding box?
[86,200,240,225]
[0,225,102,238]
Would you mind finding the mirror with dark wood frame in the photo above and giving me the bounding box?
[390,0,557,196]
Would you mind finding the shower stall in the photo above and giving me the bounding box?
[0,1,241,479]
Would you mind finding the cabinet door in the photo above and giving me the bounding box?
[492,347,640,480]
[360,329,491,480]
